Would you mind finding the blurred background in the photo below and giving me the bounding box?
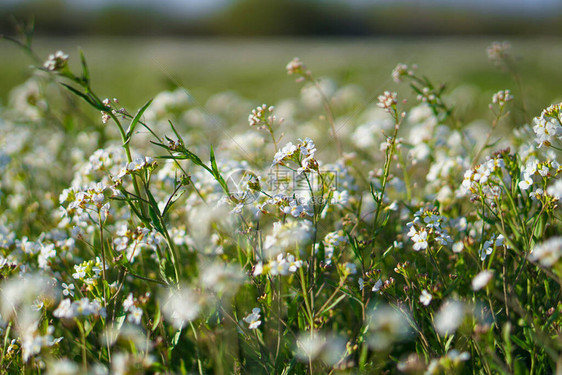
[1,0,562,115]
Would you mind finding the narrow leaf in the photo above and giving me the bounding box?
[61,83,103,110]
[126,98,153,139]
[79,48,90,85]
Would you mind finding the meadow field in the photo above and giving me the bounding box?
[0,35,561,374]
[2,37,562,110]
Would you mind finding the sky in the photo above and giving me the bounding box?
[2,0,560,17]
[65,0,234,17]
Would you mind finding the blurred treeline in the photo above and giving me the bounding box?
[1,0,562,37]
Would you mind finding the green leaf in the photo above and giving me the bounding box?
[149,206,163,234]
[503,322,513,368]
[382,245,394,258]
[115,312,127,331]
[171,329,182,348]
[159,258,168,282]
[318,294,346,315]
[79,48,89,85]
[511,334,532,353]
[346,231,363,264]
[126,98,153,142]
[162,189,185,218]
[168,120,184,144]
[151,304,162,333]
[61,83,104,110]
[210,146,229,194]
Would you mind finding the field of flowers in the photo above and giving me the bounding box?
[0,30,561,374]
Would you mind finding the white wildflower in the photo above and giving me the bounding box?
[419,289,432,306]
[243,307,262,329]
[472,270,494,291]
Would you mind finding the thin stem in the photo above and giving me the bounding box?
[308,76,342,157]
[372,113,401,237]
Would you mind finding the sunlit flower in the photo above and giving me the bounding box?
[43,51,69,71]
[244,307,262,330]
[472,270,494,291]
[419,289,432,306]
[529,237,562,267]
[435,300,465,336]
[62,283,75,297]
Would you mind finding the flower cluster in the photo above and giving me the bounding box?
[532,103,562,148]
[376,91,398,113]
[53,298,106,319]
[480,233,505,261]
[243,307,262,329]
[391,63,416,83]
[114,156,157,182]
[248,104,277,128]
[272,138,318,173]
[21,324,62,362]
[253,252,303,277]
[123,292,146,325]
[286,57,307,79]
[491,89,513,109]
[72,257,108,290]
[113,225,165,262]
[262,220,314,257]
[486,41,511,65]
[461,155,505,197]
[43,51,69,71]
[406,208,452,251]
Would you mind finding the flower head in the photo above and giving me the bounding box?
[244,307,262,329]
[419,289,432,306]
[44,51,69,71]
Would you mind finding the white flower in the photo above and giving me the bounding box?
[419,289,432,306]
[529,237,562,267]
[295,332,347,366]
[286,254,303,273]
[114,237,129,252]
[253,262,264,276]
[547,178,562,200]
[269,254,289,276]
[46,359,79,374]
[472,270,494,291]
[412,230,428,251]
[518,174,533,190]
[53,299,74,319]
[200,262,246,294]
[372,279,383,292]
[423,214,442,228]
[244,308,262,329]
[162,286,200,329]
[435,300,465,336]
[62,283,75,297]
[392,63,411,83]
[272,142,297,166]
[43,50,69,71]
[377,91,397,112]
[123,293,135,312]
[127,306,143,325]
[38,243,56,270]
[31,299,44,311]
[495,234,505,247]
[492,89,513,107]
[367,305,411,350]
[452,241,464,253]
[286,57,305,75]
